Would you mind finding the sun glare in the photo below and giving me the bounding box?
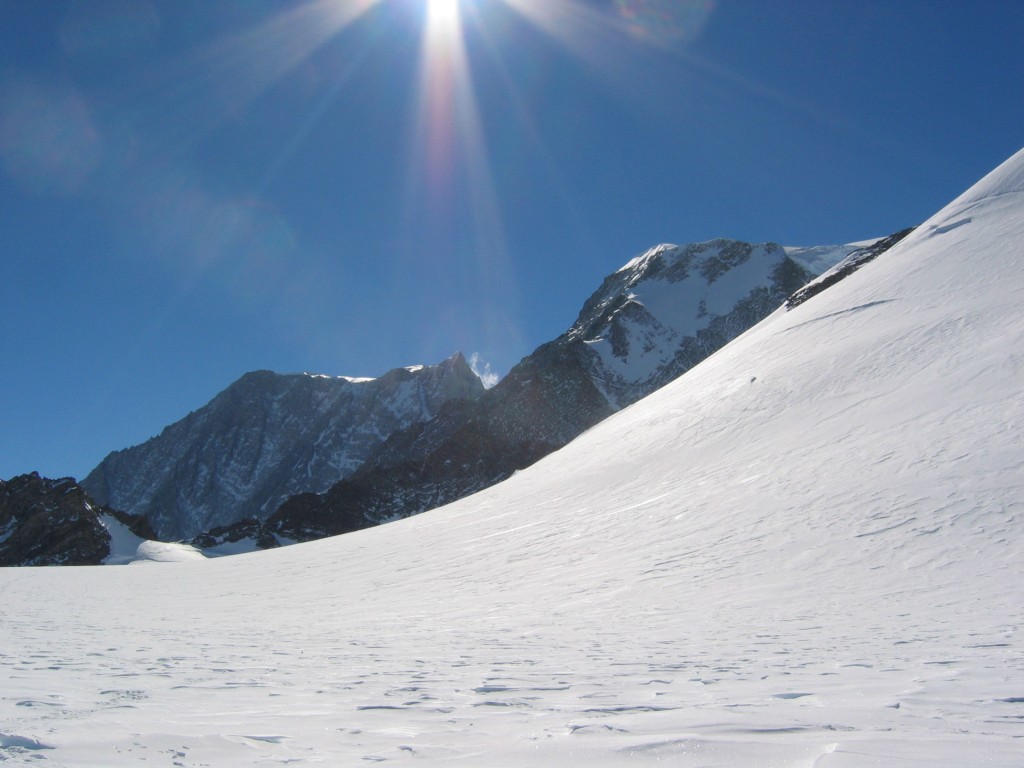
[427,0,461,27]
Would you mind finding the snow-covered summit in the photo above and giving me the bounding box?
[571,238,824,407]
[615,242,679,273]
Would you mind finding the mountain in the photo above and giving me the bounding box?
[570,239,817,406]
[86,237,854,549]
[82,353,485,540]
[0,472,155,566]
[263,238,861,543]
[1,148,1021,765]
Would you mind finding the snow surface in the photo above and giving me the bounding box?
[2,149,1024,766]
[99,515,206,565]
[784,242,869,275]
[98,514,147,565]
[307,373,376,383]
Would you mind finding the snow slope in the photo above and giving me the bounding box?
[100,515,206,565]
[1,149,1023,766]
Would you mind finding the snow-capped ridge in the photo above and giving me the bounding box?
[616,242,679,273]
[261,237,827,543]
[942,146,1024,210]
[300,351,474,383]
[304,373,376,383]
[568,238,817,407]
[785,227,916,310]
[783,241,869,275]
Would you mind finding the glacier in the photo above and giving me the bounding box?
[1,148,1023,766]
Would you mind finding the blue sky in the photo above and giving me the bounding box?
[2,0,1022,481]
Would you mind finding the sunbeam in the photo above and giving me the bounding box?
[418,0,467,195]
[122,0,385,156]
[196,1,378,122]
[397,0,523,369]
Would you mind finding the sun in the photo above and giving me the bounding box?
[427,0,461,26]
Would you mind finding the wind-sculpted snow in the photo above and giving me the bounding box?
[2,149,1023,765]
[82,352,484,539]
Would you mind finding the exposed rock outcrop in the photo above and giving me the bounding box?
[0,473,154,566]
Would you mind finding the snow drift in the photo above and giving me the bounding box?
[1,149,1022,766]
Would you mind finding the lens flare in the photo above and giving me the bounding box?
[0,78,100,195]
[614,0,715,45]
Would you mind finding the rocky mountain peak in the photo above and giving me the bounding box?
[82,353,486,540]
[566,239,811,408]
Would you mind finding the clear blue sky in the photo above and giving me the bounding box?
[2,0,1022,481]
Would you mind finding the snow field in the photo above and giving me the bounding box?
[1,148,1023,765]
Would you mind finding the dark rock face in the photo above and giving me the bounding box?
[83,353,486,540]
[265,338,612,541]
[0,473,153,567]
[267,239,817,543]
[188,518,280,552]
[267,489,377,542]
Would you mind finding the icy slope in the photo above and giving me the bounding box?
[1,149,1023,766]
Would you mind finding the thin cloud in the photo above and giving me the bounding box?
[469,352,500,389]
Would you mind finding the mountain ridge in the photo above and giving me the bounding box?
[6,236,870,561]
[83,352,485,539]
[260,237,854,544]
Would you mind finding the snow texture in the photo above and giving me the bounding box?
[1,148,1023,765]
